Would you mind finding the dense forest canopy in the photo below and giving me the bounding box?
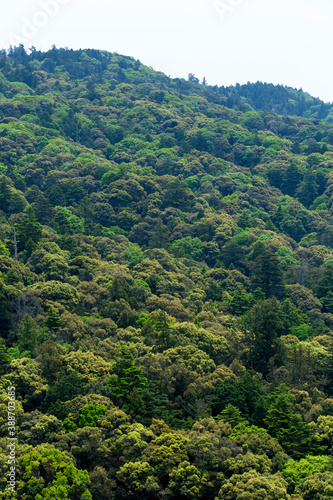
[1,45,333,499]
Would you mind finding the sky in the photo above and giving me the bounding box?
[1,0,333,102]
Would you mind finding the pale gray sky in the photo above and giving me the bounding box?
[1,0,333,102]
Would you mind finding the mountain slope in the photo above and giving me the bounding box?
[217,81,333,121]
[1,46,333,499]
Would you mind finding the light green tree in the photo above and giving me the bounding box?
[116,461,159,497]
[217,470,290,499]
[283,455,333,490]
[296,471,333,499]
[1,444,92,500]
[166,461,212,499]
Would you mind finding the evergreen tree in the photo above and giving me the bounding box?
[243,298,286,376]
[108,345,148,399]
[281,161,303,197]
[296,171,318,208]
[0,342,9,375]
[253,249,285,298]
[45,306,61,332]
[265,384,325,458]
[15,205,43,257]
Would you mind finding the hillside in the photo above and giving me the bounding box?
[217,81,333,121]
[1,46,333,499]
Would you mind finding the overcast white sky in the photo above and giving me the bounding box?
[1,0,333,102]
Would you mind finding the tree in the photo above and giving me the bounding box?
[188,73,199,83]
[78,404,107,428]
[36,340,65,383]
[63,404,107,433]
[116,461,159,498]
[217,471,290,499]
[14,444,92,499]
[186,420,232,474]
[229,424,289,473]
[88,466,116,500]
[229,287,254,315]
[142,432,189,483]
[17,411,62,447]
[296,171,318,208]
[282,455,333,491]
[218,404,247,427]
[107,345,147,399]
[170,237,203,261]
[212,373,268,425]
[14,314,47,357]
[45,306,61,332]
[252,249,285,298]
[224,451,273,476]
[32,193,53,223]
[0,342,9,375]
[36,281,80,311]
[45,373,86,412]
[243,298,286,376]
[265,384,324,458]
[281,161,303,197]
[296,471,333,499]
[0,175,13,213]
[3,357,49,409]
[55,425,110,471]
[166,461,212,499]
[316,264,333,299]
[63,350,111,383]
[14,206,43,257]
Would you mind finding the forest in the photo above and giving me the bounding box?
[1,45,333,499]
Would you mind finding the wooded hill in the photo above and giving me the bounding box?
[1,45,333,499]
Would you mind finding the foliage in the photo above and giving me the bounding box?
[2,45,333,499]
[217,470,290,499]
[107,345,148,398]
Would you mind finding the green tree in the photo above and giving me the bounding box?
[45,306,61,332]
[107,345,148,399]
[45,373,86,412]
[166,461,212,499]
[296,170,318,208]
[15,206,43,258]
[282,455,333,491]
[14,314,47,356]
[296,471,333,499]
[229,287,254,315]
[142,432,189,483]
[0,342,9,375]
[217,470,290,499]
[122,243,145,268]
[212,373,268,425]
[281,161,303,197]
[15,445,92,499]
[253,249,285,298]
[4,357,49,409]
[218,404,247,427]
[224,451,273,476]
[243,299,286,376]
[265,384,324,458]
[0,175,13,213]
[116,461,159,498]
[78,404,107,428]
[36,340,65,383]
[170,237,203,261]
[316,264,333,299]
[63,404,107,433]
[17,411,62,447]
